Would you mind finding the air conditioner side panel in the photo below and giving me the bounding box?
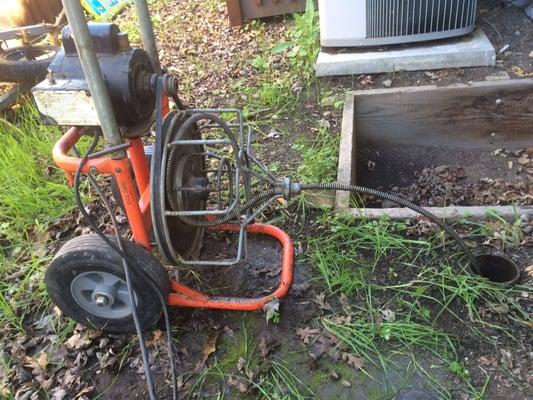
[319,0,366,47]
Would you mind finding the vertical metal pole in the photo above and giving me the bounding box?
[133,0,161,73]
[61,0,123,149]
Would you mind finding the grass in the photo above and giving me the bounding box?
[303,213,531,397]
[241,0,320,119]
[186,317,314,399]
[460,209,524,249]
[308,214,433,294]
[324,315,459,399]
[294,126,340,184]
[0,102,73,331]
[0,102,72,255]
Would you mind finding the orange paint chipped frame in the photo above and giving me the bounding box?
[52,127,295,311]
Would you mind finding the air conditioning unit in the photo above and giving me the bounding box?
[319,0,478,47]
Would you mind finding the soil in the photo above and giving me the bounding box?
[2,1,532,399]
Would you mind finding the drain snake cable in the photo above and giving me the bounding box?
[177,182,481,274]
[73,132,178,400]
[158,111,481,274]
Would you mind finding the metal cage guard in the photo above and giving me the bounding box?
[53,125,295,311]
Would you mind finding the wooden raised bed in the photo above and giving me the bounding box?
[226,0,311,26]
[336,79,533,221]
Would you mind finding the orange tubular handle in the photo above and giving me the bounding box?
[52,127,152,250]
[168,223,294,311]
[53,128,296,311]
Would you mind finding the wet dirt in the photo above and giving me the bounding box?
[88,227,532,399]
[3,1,532,399]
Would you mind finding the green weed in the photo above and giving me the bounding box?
[0,102,72,254]
[308,214,432,294]
[240,0,320,118]
[294,126,340,184]
[272,0,320,82]
[461,209,524,249]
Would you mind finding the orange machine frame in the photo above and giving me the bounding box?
[53,127,294,311]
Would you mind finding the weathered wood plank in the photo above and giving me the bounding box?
[335,92,357,210]
[346,206,533,222]
[226,0,243,27]
[351,79,533,149]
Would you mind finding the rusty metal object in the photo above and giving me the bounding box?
[0,0,62,28]
[226,0,314,26]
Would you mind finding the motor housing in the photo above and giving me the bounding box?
[33,23,155,134]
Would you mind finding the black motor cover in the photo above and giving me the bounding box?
[48,23,155,129]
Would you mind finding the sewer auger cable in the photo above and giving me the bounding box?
[153,109,480,274]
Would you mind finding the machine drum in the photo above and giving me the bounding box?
[151,111,207,264]
[45,234,169,333]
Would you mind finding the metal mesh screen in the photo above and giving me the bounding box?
[367,0,478,38]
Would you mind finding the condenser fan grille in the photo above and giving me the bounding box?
[366,0,478,40]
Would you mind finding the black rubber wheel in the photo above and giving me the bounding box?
[0,45,58,82]
[45,234,169,333]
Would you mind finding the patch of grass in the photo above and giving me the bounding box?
[461,209,524,249]
[0,102,73,333]
[324,316,459,399]
[308,214,433,294]
[304,212,530,397]
[240,0,320,118]
[0,102,72,254]
[380,264,531,333]
[253,359,315,399]
[294,126,339,184]
[272,0,320,82]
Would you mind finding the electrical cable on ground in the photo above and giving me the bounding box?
[73,132,178,400]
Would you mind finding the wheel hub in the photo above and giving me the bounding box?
[94,292,111,307]
[71,271,135,319]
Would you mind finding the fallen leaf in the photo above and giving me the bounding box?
[296,327,320,344]
[479,356,497,367]
[24,352,48,371]
[50,388,67,400]
[500,349,513,369]
[258,332,277,358]
[74,386,95,399]
[358,74,374,86]
[339,293,351,313]
[380,309,396,323]
[227,376,249,393]
[314,293,332,311]
[511,66,533,77]
[263,298,280,323]
[65,333,92,350]
[195,330,219,370]
[237,357,246,372]
[145,329,163,346]
[517,154,530,165]
[341,352,364,370]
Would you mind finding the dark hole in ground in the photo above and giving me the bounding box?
[470,253,521,284]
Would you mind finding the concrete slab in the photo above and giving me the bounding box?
[316,29,496,77]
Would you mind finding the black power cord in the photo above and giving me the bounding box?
[73,132,178,400]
